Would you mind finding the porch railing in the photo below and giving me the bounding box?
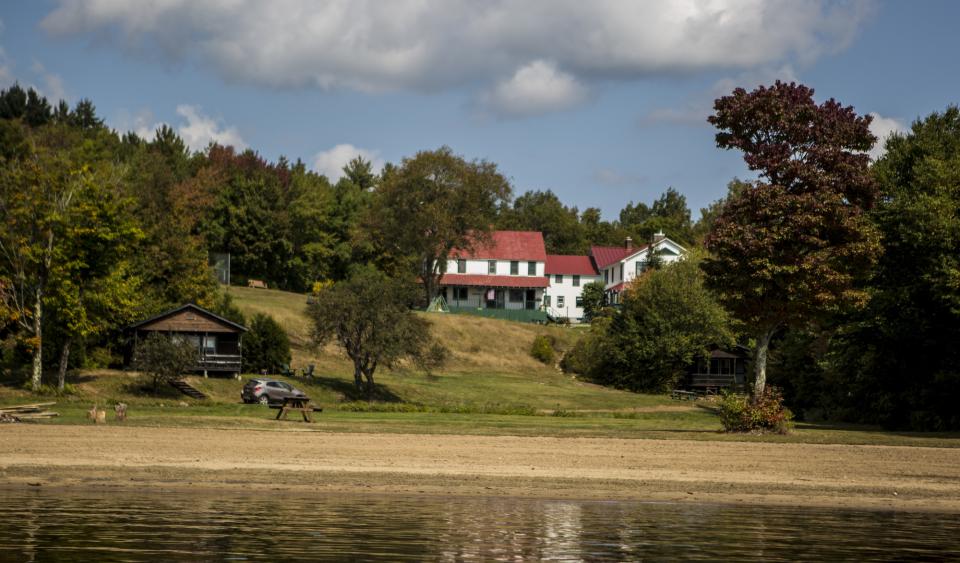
[446,305,548,323]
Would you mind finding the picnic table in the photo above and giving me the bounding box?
[274,396,320,422]
[671,389,699,401]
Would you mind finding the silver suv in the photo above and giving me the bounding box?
[241,378,306,406]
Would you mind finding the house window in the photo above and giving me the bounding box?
[604,269,609,283]
[573,275,580,287]
[509,289,524,302]
[544,295,551,307]
[203,336,216,354]
[488,260,497,274]
[528,261,536,275]
[510,261,519,275]
[555,274,563,284]
[457,259,466,273]
[636,260,646,275]
[576,296,583,307]
[620,264,624,281]
[453,287,468,301]
[557,296,565,308]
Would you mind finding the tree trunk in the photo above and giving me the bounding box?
[57,337,72,391]
[365,371,375,401]
[353,364,363,390]
[30,291,42,392]
[753,330,773,400]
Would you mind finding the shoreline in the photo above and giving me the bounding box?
[2,425,959,513]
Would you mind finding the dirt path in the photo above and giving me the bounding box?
[2,425,959,512]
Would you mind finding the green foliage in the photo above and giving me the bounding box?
[579,281,607,322]
[132,333,197,393]
[370,146,512,303]
[307,266,437,398]
[242,313,291,374]
[597,255,735,392]
[829,106,960,430]
[718,387,793,434]
[560,317,611,376]
[498,189,587,254]
[530,334,556,364]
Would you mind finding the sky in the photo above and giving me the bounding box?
[1,1,958,218]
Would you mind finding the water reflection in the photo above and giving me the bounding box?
[0,489,957,561]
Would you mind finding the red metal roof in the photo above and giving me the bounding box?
[608,282,626,292]
[590,243,650,268]
[439,273,549,288]
[545,255,599,275]
[452,231,547,261]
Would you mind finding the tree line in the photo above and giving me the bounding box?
[1,81,958,430]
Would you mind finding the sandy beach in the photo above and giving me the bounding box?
[2,425,959,512]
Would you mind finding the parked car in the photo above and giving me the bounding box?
[241,378,306,406]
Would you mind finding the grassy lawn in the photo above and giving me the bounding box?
[2,285,958,448]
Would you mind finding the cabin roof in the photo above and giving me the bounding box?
[127,303,248,332]
[545,255,599,275]
[451,231,548,261]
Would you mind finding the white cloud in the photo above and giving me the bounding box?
[109,105,245,151]
[175,104,246,151]
[40,0,873,117]
[867,112,906,160]
[479,60,588,117]
[312,144,383,180]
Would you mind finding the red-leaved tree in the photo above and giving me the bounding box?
[703,82,881,398]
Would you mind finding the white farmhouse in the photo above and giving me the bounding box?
[590,231,686,304]
[439,231,548,318]
[543,255,601,322]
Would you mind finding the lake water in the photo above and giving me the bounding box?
[0,489,958,561]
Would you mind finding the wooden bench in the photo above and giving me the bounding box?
[671,389,699,401]
[274,396,321,422]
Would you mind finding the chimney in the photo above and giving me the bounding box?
[652,230,666,244]
[624,236,633,251]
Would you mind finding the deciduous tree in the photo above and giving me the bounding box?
[703,82,880,397]
[307,267,434,399]
[370,147,511,303]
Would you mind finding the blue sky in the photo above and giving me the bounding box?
[1,1,958,218]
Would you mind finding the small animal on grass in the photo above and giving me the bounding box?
[247,279,268,289]
[87,405,107,424]
[114,403,127,421]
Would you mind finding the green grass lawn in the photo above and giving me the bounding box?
[3,285,958,448]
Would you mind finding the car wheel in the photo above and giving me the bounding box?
[258,395,270,406]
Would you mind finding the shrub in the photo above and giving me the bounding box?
[530,334,555,364]
[243,313,291,373]
[718,386,793,434]
[415,342,449,374]
[133,333,197,393]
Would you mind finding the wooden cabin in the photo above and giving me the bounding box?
[684,347,749,392]
[127,303,248,376]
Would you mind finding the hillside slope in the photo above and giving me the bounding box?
[224,285,662,410]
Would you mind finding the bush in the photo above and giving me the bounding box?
[718,386,793,434]
[530,334,556,364]
[133,333,197,393]
[243,313,291,373]
[415,342,449,374]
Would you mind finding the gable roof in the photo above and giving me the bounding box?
[127,303,248,332]
[590,244,649,269]
[545,255,599,275]
[452,231,547,261]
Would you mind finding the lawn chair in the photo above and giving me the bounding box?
[304,364,315,378]
[279,363,294,377]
